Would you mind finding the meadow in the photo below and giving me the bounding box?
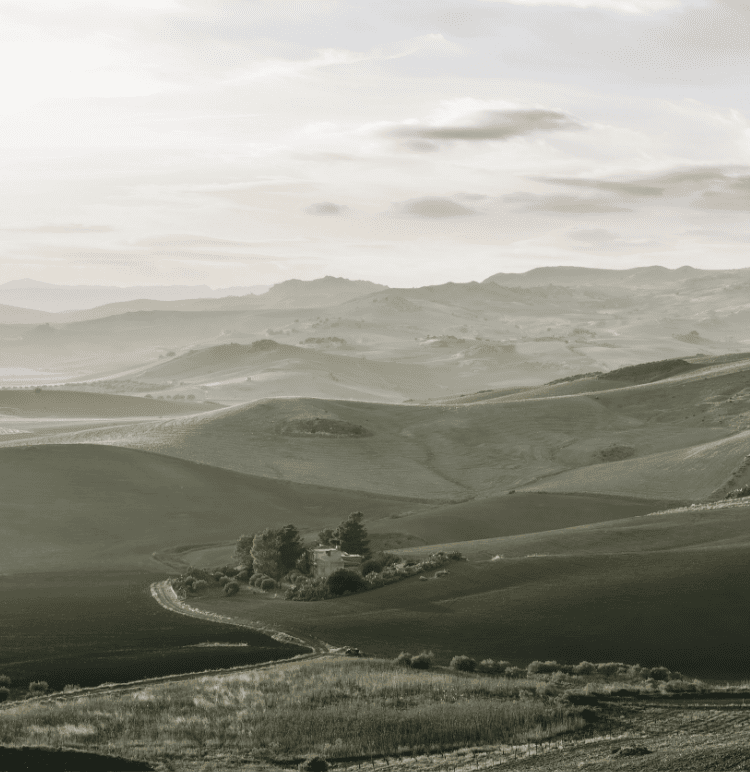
[0,657,584,766]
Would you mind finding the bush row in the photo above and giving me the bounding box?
[285,551,463,602]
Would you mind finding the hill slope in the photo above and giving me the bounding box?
[196,501,750,678]
[0,444,419,573]
[6,352,750,500]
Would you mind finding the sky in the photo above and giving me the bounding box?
[0,0,749,288]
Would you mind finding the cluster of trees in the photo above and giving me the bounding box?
[234,512,371,581]
[317,512,370,557]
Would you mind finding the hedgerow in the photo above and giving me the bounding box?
[285,552,462,601]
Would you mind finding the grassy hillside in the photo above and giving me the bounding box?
[195,502,750,678]
[137,340,451,402]
[0,444,420,573]
[8,350,750,499]
[367,492,672,545]
[0,389,212,418]
[523,430,750,499]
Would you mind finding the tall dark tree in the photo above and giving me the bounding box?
[234,534,255,568]
[251,528,282,579]
[277,524,305,575]
[295,548,314,576]
[335,512,370,557]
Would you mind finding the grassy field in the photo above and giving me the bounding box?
[524,430,750,499]
[0,657,583,767]
[192,503,750,679]
[0,389,211,418]
[367,492,672,544]
[0,444,423,573]
[4,353,750,501]
[7,381,741,499]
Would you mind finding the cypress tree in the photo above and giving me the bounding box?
[335,512,370,557]
[277,524,305,574]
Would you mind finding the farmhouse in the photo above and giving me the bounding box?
[312,547,362,578]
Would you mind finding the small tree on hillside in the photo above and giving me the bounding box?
[277,524,305,575]
[251,528,282,579]
[336,512,370,557]
[234,534,256,567]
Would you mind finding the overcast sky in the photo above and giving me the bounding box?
[0,0,749,287]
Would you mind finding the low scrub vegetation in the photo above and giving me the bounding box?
[0,657,582,764]
[285,551,463,601]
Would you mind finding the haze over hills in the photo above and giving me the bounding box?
[0,279,270,313]
[2,266,750,395]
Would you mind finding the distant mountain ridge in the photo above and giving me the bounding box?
[483,265,750,287]
[0,280,270,313]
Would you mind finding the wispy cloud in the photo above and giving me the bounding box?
[305,202,350,216]
[1,224,115,234]
[382,107,581,149]
[389,197,478,218]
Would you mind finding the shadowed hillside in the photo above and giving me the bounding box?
[195,501,750,678]
[0,444,420,573]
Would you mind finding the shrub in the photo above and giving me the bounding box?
[596,662,624,677]
[192,579,209,593]
[360,558,381,576]
[299,755,329,772]
[410,651,434,670]
[477,659,510,674]
[213,572,223,581]
[0,675,10,687]
[224,581,240,596]
[395,652,413,667]
[260,578,277,591]
[450,655,476,673]
[527,660,571,675]
[505,666,526,678]
[0,687,9,703]
[327,568,368,597]
[447,550,464,561]
[236,569,250,582]
[219,576,230,586]
[648,666,671,681]
[28,681,49,695]
[63,685,81,693]
[573,661,597,675]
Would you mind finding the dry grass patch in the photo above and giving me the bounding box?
[0,658,582,764]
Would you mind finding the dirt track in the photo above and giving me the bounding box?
[149,580,333,653]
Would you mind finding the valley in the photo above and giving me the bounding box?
[2,268,750,769]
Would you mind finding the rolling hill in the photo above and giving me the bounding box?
[0,389,213,418]
[193,499,750,679]
[0,444,421,574]
[4,349,750,501]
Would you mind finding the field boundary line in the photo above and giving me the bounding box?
[149,580,334,653]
